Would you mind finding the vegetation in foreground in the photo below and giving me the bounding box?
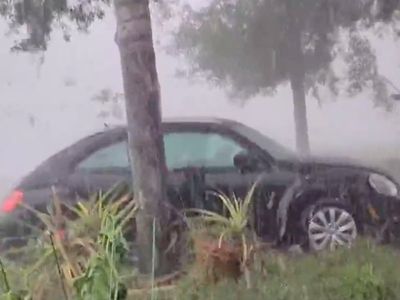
[1,188,400,299]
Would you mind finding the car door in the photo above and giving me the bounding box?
[65,133,198,207]
[162,126,294,240]
[66,138,132,200]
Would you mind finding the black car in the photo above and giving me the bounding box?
[2,117,400,251]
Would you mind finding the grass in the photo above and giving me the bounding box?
[4,234,400,300]
[2,186,400,299]
[169,240,400,300]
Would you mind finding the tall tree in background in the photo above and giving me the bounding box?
[173,0,400,155]
[0,0,171,275]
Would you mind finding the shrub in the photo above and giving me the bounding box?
[1,185,138,300]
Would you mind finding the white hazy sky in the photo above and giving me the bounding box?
[0,4,400,194]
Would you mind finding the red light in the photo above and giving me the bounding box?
[1,190,24,213]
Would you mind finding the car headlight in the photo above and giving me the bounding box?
[368,173,398,197]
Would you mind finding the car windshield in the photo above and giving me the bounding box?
[232,123,298,162]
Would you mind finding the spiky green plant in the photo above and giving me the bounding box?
[186,182,259,288]
[17,184,137,299]
[188,182,258,249]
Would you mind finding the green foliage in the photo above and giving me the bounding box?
[74,256,127,300]
[0,0,111,51]
[73,193,134,300]
[175,0,288,99]
[4,187,400,300]
[0,259,30,300]
[188,182,257,242]
[342,30,393,110]
[172,239,400,300]
[187,182,258,271]
[337,263,391,300]
[186,183,258,288]
[0,185,137,299]
[174,0,399,104]
[0,292,30,300]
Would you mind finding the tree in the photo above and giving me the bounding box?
[341,29,395,111]
[173,0,400,155]
[113,0,171,275]
[0,0,171,275]
[0,0,110,51]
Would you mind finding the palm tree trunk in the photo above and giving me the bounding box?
[113,0,170,275]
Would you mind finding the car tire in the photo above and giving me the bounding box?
[301,202,358,251]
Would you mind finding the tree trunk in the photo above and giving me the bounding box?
[286,0,311,156]
[290,72,310,156]
[113,0,170,275]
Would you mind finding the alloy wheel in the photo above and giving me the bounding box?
[308,206,357,251]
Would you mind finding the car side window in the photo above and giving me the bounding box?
[164,132,246,169]
[77,140,130,170]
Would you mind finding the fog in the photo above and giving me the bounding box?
[1,4,400,197]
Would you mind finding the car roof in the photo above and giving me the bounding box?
[105,117,239,129]
[163,117,238,125]
[100,117,242,135]
[49,117,244,166]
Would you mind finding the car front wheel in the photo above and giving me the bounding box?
[306,206,358,251]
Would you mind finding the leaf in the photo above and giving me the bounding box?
[187,181,259,239]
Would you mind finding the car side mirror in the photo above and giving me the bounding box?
[233,151,259,172]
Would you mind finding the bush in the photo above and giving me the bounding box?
[0,186,138,300]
